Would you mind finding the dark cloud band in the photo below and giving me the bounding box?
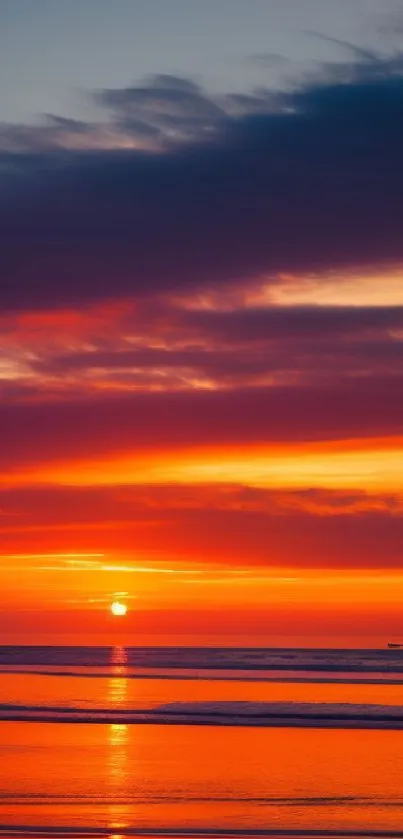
[2,59,403,310]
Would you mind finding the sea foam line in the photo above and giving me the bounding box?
[3,701,403,728]
[2,668,403,685]
[2,825,403,837]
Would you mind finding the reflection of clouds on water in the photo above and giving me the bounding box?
[108,647,130,833]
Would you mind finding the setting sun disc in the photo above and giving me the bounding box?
[110,601,128,617]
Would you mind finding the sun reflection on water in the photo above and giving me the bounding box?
[108,647,131,832]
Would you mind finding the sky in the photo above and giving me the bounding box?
[1,0,403,644]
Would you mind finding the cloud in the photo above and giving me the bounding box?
[1,58,403,310]
[182,305,403,341]
[0,115,155,153]
[0,381,401,473]
[2,483,402,523]
[94,74,226,145]
[2,301,400,397]
[304,31,381,62]
[1,484,403,570]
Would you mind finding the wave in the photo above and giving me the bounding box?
[3,700,403,728]
[2,826,403,837]
[3,645,403,673]
[3,667,403,684]
[2,794,401,805]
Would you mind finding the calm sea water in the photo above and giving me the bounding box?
[2,645,403,838]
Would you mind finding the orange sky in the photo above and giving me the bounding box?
[1,263,403,644]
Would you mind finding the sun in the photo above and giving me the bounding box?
[110,600,128,617]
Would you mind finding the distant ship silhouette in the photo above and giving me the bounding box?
[388,642,403,648]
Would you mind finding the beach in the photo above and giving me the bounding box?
[1,646,403,837]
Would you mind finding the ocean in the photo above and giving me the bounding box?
[2,645,403,838]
